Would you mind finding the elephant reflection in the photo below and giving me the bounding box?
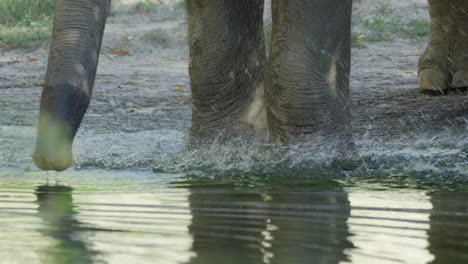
[428,191,468,263]
[185,179,353,264]
[35,185,96,263]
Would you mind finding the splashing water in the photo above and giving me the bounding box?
[0,124,467,190]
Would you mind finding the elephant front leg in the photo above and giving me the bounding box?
[419,0,468,93]
[266,0,354,155]
[33,0,110,171]
[186,0,266,143]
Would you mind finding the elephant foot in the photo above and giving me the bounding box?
[452,71,468,89]
[418,68,449,94]
[189,84,268,147]
[419,0,468,94]
[419,46,468,94]
[418,36,453,94]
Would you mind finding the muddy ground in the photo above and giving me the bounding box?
[0,0,467,171]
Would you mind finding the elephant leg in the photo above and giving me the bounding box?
[33,0,110,171]
[186,0,266,143]
[419,0,468,93]
[265,0,354,154]
[450,0,468,89]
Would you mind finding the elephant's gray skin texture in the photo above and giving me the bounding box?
[33,0,354,171]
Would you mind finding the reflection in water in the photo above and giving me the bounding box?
[185,177,353,264]
[428,191,468,263]
[346,191,434,263]
[35,185,96,264]
[0,171,463,263]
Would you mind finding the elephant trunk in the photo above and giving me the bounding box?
[33,0,110,171]
[266,0,354,155]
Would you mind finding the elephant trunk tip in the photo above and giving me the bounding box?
[33,152,72,172]
[33,116,74,171]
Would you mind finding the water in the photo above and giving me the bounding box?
[1,168,468,264]
[1,125,468,263]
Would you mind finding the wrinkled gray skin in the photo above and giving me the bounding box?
[33,0,354,171]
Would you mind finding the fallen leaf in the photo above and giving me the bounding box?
[174,84,185,92]
[127,107,136,113]
[357,33,366,43]
[26,55,39,62]
[404,71,415,76]
[112,49,130,57]
[125,81,138,86]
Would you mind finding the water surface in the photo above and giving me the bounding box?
[1,169,467,264]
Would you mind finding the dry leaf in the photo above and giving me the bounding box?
[174,84,185,92]
[112,49,130,57]
[125,81,138,86]
[357,33,366,43]
[26,55,39,62]
[127,107,136,113]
